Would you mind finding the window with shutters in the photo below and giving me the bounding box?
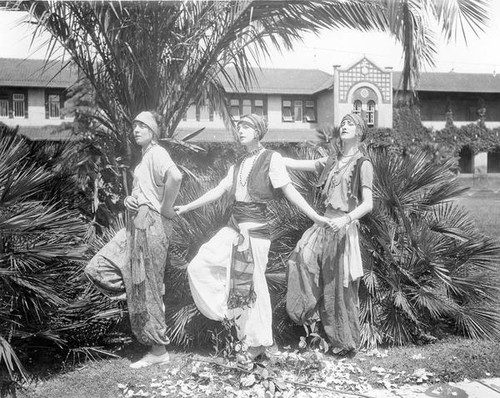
[230,99,240,119]
[48,94,61,119]
[0,99,8,118]
[282,97,316,123]
[13,94,25,118]
[229,97,267,120]
[305,100,316,122]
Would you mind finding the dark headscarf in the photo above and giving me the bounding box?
[341,113,367,141]
[237,114,268,141]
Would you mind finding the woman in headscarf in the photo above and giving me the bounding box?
[284,113,373,356]
[175,113,330,364]
[85,111,182,368]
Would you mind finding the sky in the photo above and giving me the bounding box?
[1,3,499,75]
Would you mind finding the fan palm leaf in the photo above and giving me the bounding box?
[360,147,500,345]
[0,126,90,380]
[0,336,27,382]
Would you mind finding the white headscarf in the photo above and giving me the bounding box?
[134,111,159,140]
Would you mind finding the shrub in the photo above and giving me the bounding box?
[0,125,128,391]
[0,125,88,384]
[165,145,500,349]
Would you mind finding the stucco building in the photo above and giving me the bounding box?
[0,58,76,140]
[2,56,500,173]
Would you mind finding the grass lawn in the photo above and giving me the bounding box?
[455,193,500,238]
[16,337,500,398]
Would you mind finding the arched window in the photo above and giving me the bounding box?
[367,100,376,127]
[353,100,362,115]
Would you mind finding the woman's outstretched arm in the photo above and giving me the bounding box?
[281,183,329,226]
[282,157,323,172]
[174,185,226,215]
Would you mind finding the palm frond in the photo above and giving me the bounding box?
[0,336,27,381]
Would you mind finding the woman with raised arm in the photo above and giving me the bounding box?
[175,113,329,365]
[85,111,182,368]
[285,113,373,357]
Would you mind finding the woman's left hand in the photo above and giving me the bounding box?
[328,216,349,232]
[161,206,177,220]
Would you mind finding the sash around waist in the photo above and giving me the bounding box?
[228,201,270,239]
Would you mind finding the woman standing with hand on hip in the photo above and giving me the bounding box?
[285,113,373,357]
[175,114,330,365]
[85,111,182,368]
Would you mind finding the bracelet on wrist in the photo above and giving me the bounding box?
[345,214,352,223]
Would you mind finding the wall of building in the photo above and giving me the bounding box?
[316,90,334,129]
[422,121,500,129]
[0,87,69,127]
[419,91,500,123]
[179,94,320,134]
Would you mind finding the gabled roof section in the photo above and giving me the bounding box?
[393,71,500,93]
[222,67,332,95]
[0,58,78,88]
[341,56,388,74]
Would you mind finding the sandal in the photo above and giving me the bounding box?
[236,345,267,369]
[331,347,356,358]
[247,345,266,360]
[236,352,254,370]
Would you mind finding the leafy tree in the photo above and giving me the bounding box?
[3,0,486,228]
[12,0,489,163]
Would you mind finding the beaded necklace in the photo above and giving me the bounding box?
[330,150,360,187]
[239,146,264,187]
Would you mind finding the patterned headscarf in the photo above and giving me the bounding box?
[133,111,160,141]
[237,114,269,141]
[341,113,367,141]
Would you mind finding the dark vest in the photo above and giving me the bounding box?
[229,149,277,203]
[317,154,368,204]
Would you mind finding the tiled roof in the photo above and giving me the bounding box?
[0,58,78,88]
[393,71,500,93]
[222,67,332,95]
[174,127,321,143]
[3,57,500,95]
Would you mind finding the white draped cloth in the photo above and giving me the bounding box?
[188,222,272,347]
